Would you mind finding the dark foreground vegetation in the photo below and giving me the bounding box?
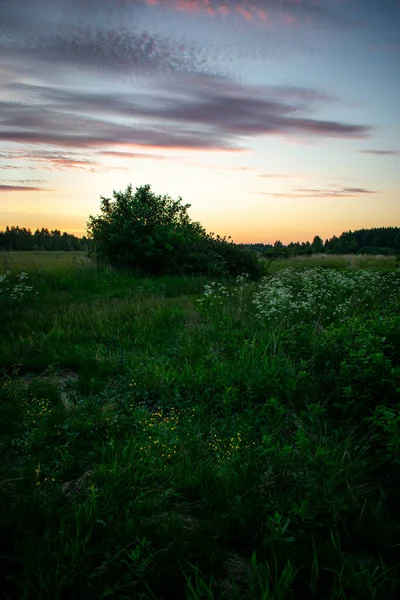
[1,249,400,600]
[1,185,400,599]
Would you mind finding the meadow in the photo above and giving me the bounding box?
[1,251,400,599]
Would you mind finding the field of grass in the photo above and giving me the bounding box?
[264,253,398,273]
[1,252,400,599]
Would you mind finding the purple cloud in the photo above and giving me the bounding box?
[360,149,400,156]
[0,77,372,157]
[253,185,378,198]
[0,185,52,192]
[0,164,37,170]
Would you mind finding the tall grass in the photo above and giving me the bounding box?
[265,253,397,272]
[0,252,399,599]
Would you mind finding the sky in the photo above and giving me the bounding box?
[0,0,399,244]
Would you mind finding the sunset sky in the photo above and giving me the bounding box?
[0,0,399,244]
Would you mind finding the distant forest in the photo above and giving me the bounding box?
[241,227,400,257]
[0,227,87,252]
[1,225,399,255]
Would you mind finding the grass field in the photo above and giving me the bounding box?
[264,253,398,273]
[0,250,397,275]
[1,252,400,599]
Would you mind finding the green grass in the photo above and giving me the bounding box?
[1,252,400,599]
[264,253,397,273]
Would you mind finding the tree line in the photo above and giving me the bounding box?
[241,227,400,257]
[2,220,399,259]
[0,226,88,252]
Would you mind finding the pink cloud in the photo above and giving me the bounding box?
[144,0,269,20]
[283,13,296,24]
[254,7,267,20]
[237,5,253,20]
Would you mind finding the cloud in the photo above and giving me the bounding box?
[0,0,368,33]
[0,148,124,172]
[0,0,376,166]
[3,179,47,185]
[0,185,52,192]
[143,0,364,27]
[98,150,174,160]
[360,149,400,156]
[258,172,308,178]
[34,156,101,170]
[295,186,376,196]
[187,162,253,171]
[0,127,240,152]
[46,27,231,79]
[0,0,236,82]
[148,0,268,21]
[0,164,37,170]
[0,148,103,171]
[99,150,256,171]
[254,186,377,198]
[0,0,376,97]
[0,77,371,157]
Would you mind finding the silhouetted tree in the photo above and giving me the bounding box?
[311,235,324,253]
[87,183,263,278]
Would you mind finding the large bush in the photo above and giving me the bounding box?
[87,183,262,278]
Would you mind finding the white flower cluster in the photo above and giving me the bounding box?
[252,268,400,325]
[196,281,231,307]
[235,272,250,286]
[196,273,250,308]
[0,270,38,304]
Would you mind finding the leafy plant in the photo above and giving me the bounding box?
[87,183,262,278]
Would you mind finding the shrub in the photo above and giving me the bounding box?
[87,183,263,278]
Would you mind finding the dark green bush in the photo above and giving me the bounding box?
[87,183,263,278]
